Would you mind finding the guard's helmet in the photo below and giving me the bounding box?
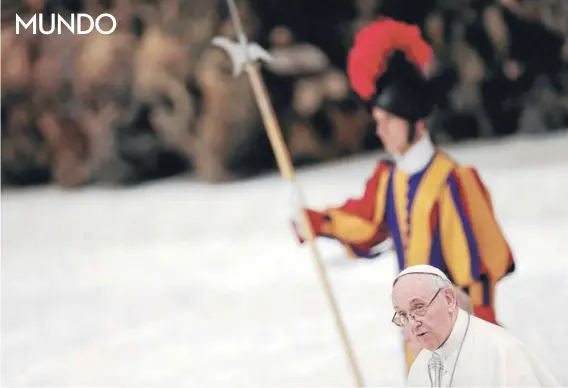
[347,18,456,131]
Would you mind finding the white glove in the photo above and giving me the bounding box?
[288,183,307,240]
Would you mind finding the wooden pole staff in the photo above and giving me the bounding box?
[212,1,365,385]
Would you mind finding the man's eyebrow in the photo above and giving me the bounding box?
[394,297,426,310]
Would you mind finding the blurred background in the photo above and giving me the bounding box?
[2,0,568,386]
[2,0,567,188]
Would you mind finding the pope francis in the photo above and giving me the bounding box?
[391,265,559,387]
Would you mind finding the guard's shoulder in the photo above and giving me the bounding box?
[437,151,480,176]
[376,158,395,171]
[455,163,480,174]
[369,159,394,181]
[452,164,487,189]
[434,151,481,181]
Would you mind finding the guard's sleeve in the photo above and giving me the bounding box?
[299,161,392,258]
[439,166,515,288]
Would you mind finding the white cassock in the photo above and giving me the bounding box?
[407,308,560,387]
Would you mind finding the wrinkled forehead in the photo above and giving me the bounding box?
[391,274,432,307]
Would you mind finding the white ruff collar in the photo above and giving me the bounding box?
[394,134,435,175]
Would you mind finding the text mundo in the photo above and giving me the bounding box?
[15,13,116,35]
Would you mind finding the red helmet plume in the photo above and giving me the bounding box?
[347,18,434,100]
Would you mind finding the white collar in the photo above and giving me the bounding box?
[394,134,435,175]
[433,308,470,360]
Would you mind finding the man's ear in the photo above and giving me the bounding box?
[443,287,458,307]
[454,287,473,314]
[416,120,426,133]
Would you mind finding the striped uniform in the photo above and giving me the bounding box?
[303,151,515,365]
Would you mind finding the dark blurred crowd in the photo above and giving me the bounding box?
[2,0,567,188]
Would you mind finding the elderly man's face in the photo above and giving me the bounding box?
[392,274,456,351]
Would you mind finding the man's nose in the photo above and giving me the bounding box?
[409,317,422,330]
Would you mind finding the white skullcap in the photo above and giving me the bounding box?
[393,264,451,287]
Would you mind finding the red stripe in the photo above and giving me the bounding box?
[473,305,497,324]
[429,202,439,233]
[338,162,390,220]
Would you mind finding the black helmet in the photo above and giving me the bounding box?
[372,50,435,122]
[348,18,457,126]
